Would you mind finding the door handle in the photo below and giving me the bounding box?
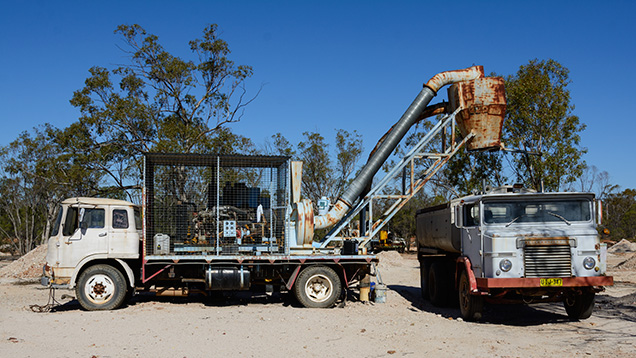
[99,232,107,237]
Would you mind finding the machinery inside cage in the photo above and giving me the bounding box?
[144,153,290,256]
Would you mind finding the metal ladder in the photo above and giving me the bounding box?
[320,108,474,249]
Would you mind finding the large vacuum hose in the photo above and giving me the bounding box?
[314,66,484,230]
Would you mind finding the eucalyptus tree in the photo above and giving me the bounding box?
[504,59,586,191]
[70,24,256,200]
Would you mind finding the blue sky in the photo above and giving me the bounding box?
[1,1,634,191]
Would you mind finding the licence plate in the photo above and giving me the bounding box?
[540,278,563,287]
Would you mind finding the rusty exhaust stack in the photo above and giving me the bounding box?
[314,66,485,230]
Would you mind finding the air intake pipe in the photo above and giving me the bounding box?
[314,66,485,229]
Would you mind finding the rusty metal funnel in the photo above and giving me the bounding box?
[448,77,506,151]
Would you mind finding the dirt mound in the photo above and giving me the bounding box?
[0,245,47,279]
[614,254,636,271]
[375,250,407,267]
[608,239,636,253]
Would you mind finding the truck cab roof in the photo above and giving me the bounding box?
[61,197,138,207]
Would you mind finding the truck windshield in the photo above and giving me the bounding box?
[483,199,591,225]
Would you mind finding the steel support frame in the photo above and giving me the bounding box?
[320,108,472,249]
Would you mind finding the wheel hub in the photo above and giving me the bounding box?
[305,274,332,303]
[85,274,115,303]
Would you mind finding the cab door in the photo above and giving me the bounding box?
[460,202,484,277]
[108,206,140,258]
[58,206,108,270]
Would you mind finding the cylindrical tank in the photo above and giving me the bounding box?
[415,203,461,253]
[447,77,506,151]
[205,267,250,290]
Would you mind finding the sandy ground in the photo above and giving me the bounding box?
[1,251,635,358]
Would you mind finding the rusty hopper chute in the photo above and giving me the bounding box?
[447,76,506,151]
[309,66,506,239]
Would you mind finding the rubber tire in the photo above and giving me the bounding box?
[294,266,342,308]
[458,270,484,321]
[428,261,449,306]
[76,264,127,311]
[419,259,430,299]
[564,291,595,320]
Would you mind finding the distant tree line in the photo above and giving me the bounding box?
[1,25,633,255]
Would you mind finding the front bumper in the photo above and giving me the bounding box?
[476,275,613,289]
[40,265,70,289]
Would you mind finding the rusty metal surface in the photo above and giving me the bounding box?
[294,199,315,245]
[418,102,448,120]
[476,276,613,289]
[425,66,484,93]
[448,76,506,151]
[291,161,303,203]
[314,199,350,230]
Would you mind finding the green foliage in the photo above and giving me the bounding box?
[444,148,505,195]
[504,59,587,191]
[0,125,96,254]
[271,130,363,204]
[69,24,256,200]
[439,59,587,195]
[603,189,636,241]
[383,59,589,238]
[384,191,438,242]
[0,24,256,252]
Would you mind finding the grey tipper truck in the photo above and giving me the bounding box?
[416,185,613,321]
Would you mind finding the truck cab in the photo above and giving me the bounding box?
[454,188,607,279]
[417,186,613,321]
[42,198,141,307]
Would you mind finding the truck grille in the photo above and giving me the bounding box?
[524,245,572,278]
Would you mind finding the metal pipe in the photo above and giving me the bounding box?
[314,66,484,230]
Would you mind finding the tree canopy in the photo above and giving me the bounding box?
[271,130,363,204]
[604,189,636,241]
[69,24,256,200]
[0,24,256,254]
[504,59,587,191]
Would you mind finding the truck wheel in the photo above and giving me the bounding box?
[564,291,595,320]
[76,264,127,311]
[428,261,449,306]
[458,270,483,321]
[419,259,430,299]
[294,266,342,308]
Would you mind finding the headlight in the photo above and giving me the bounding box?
[583,257,596,270]
[499,259,512,272]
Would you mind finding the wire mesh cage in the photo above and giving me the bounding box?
[144,153,290,256]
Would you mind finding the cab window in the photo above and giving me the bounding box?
[463,203,480,227]
[134,207,142,230]
[62,207,105,236]
[84,209,105,228]
[113,209,129,229]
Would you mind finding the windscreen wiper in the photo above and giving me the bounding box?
[546,211,571,225]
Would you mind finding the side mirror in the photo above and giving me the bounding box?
[596,199,603,225]
[79,208,88,232]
